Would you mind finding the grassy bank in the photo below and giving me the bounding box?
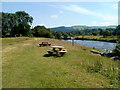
[2,37,119,88]
[75,36,118,43]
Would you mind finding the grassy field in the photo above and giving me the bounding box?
[2,37,119,88]
[76,36,118,42]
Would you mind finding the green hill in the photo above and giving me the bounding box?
[50,25,117,31]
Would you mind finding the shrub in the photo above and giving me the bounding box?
[113,43,120,57]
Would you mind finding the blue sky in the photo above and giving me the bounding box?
[2,2,118,28]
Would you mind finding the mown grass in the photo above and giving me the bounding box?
[2,37,30,49]
[2,37,120,88]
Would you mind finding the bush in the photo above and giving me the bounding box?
[113,43,120,57]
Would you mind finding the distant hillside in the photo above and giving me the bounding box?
[50,25,117,31]
[50,26,74,31]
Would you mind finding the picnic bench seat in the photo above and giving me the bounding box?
[47,49,54,55]
[58,49,67,56]
[39,42,51,47]
[91,50,103,55]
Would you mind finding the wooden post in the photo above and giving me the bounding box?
[72,39,74,46]
[71,36,74,46]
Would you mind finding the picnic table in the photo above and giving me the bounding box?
[39,42,51,47]
[47,46,67,56]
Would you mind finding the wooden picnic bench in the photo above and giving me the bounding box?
[47,46,67,56]
[47,49,54,55]
[58,49,67,56]
[39,42,51,47]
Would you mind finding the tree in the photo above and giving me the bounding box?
[15,11,33,25]
[92,32,97,36]
[99,29,103,35]
[2,11,33,37]
[102,30,111,38]
[113,25,120,36]
[54,31,62,39]
[62,32,68,39]
[14,11,33,36]
[112,25,120,57]
[32,25,53,38]
[12,22,31,36]
[2,13,12,37]
[113,43,120,57]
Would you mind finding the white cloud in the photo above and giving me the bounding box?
[91,21,117,26]
[61,4,93,15]
[50,11,63,19]
[51,15,58,19]
[60,4,117,23]
[112,4,118,9]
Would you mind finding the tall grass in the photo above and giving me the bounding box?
[87,59,119,87]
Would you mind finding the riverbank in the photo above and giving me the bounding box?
[2,37,119,88]
[63,39,119,61]
[63,39,116,51]
[74,38,117,43]
[63,36,118,43]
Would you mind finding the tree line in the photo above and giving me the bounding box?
[2,11,120,39]
[2,11,33,37]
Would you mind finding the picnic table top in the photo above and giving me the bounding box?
[41,42,49,43]
[51,46,64,49]
[58,50,67,52]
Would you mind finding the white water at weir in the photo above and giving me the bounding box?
[64,40,117,51]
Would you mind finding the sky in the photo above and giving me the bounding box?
[2,1,119,28]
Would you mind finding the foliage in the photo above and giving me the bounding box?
[113,43,120,57]
[2,11,119,39]
[2,11,33,37]
[32,25,53,38]
[112,25,120,57]
[102,30,112,38]
[113,25,120,36]
[1,11,120,41]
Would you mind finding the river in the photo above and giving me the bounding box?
[64,40,117,51]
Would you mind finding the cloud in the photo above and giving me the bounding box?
[60,4,117,22]
[91,21,117,26]
[112,4,118,9]
[61,4,93,15]
[50,10,63,19]
[51,15,58,19]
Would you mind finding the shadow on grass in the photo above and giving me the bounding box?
[43,54,62,58]
[43,54,51,57]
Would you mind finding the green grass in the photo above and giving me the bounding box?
[2,37,30,49]
[2,37,120,88]
[77,36,118,42]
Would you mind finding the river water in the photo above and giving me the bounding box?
[64,40,117,51]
